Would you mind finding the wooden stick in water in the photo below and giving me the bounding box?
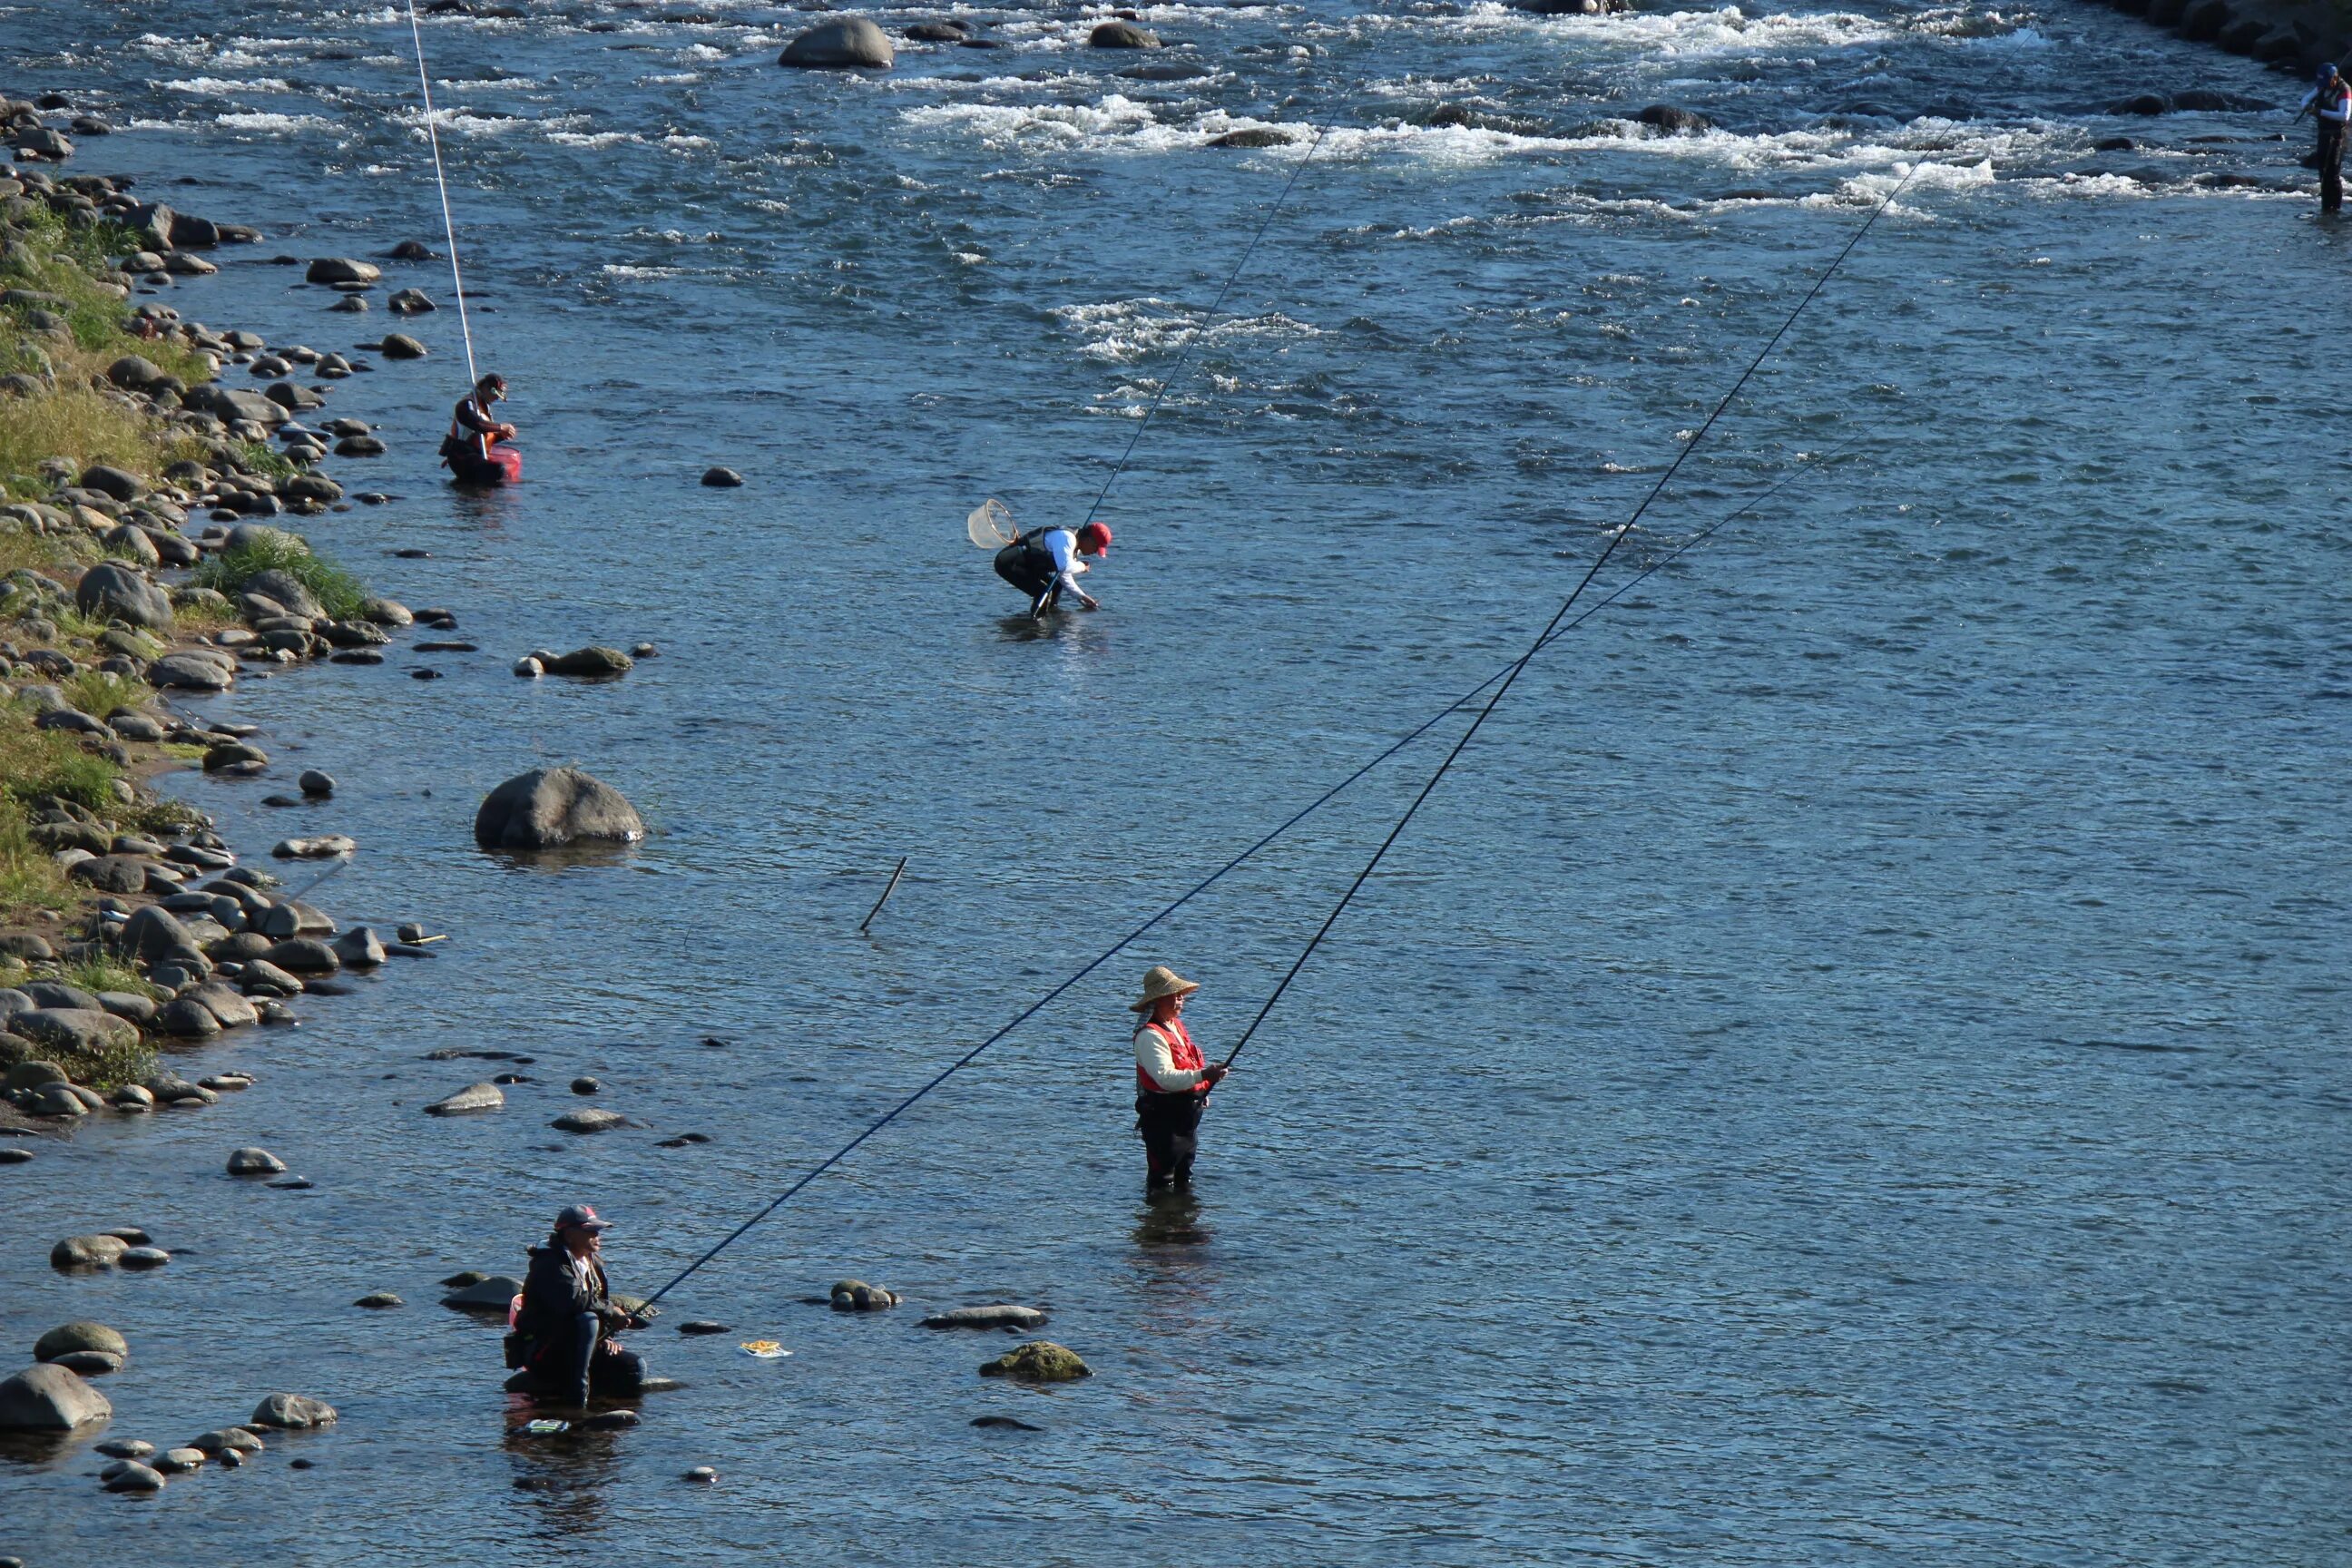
[859,857,907,934]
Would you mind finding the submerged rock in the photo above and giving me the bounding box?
[227,1147,287,1175]
[1207,128,1297,149]
[273,835,356,859]
[701,466,744,487]
[475,766,645,850]
[552,1108,624,1133]
[978,1340,1090,1381]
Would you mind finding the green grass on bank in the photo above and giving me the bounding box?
[0,694,129,918]
[0,205,211,501]
[193,533,368,619]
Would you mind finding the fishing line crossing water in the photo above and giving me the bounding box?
[1074,122,1332,533]
[641,168,1921,1306]
[1220,163,1919,1066]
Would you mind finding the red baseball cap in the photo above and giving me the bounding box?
[1076,522,1112,555]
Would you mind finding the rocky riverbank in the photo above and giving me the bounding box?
[2084,0,2352,76]
[0,96,437,1157]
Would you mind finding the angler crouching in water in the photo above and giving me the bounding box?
[1132,965,1230,1192]
[440,371,522,485]
[503,1203,655,1406]
[995,521,1111,619]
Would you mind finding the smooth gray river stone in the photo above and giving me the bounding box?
[425,1082,505,1115]
[920,1305,1047,1330]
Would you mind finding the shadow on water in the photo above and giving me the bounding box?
[992,609,1114,645]
[477,841,645,875]
[447,479,524,531]
[0,1427,104,1470]
[1132,1189,1212,1250]
[501,1410,625,1534]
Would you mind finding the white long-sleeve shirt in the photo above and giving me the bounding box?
[2304,85,2352,123]
[1135,1021,1208,1093]
[1040,527,1091,603]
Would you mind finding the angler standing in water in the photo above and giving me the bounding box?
[2301,64,2350,214]
[995,521,1112,619]
[440,371,522,485]
[1131,965,1230,1192]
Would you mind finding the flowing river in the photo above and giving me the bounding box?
[1,0,2346,1561]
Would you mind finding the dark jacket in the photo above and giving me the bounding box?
[515,1240,617,1367]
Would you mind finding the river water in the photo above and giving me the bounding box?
[3,0,2347,1561]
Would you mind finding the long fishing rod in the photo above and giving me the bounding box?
[1219,165,1923,1067]
[1075,121,1333,532]
[639,420,1882,1306]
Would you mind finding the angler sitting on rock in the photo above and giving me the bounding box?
[504,1203,653,1406]
[995,520,1111,618]
[440,371,521,485]
[1131,965,1229,1192]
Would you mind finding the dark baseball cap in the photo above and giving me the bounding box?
[554,1203,610,1233]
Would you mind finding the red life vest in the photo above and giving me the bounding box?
[447,393,505,450]
[1135,1016,1206,1095]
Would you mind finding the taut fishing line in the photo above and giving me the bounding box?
[402,0,482,385]
[1222,164,1921,1064]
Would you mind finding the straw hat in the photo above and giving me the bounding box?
[1128,965,1200,1013]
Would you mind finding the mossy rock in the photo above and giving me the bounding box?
[979,1340,1090,1382]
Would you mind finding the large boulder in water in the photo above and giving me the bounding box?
[75,562,172,631]
[0,1363,112,1429]
[779,17,895,69]
[1089,20,1160,47]
[475,766,645,850]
